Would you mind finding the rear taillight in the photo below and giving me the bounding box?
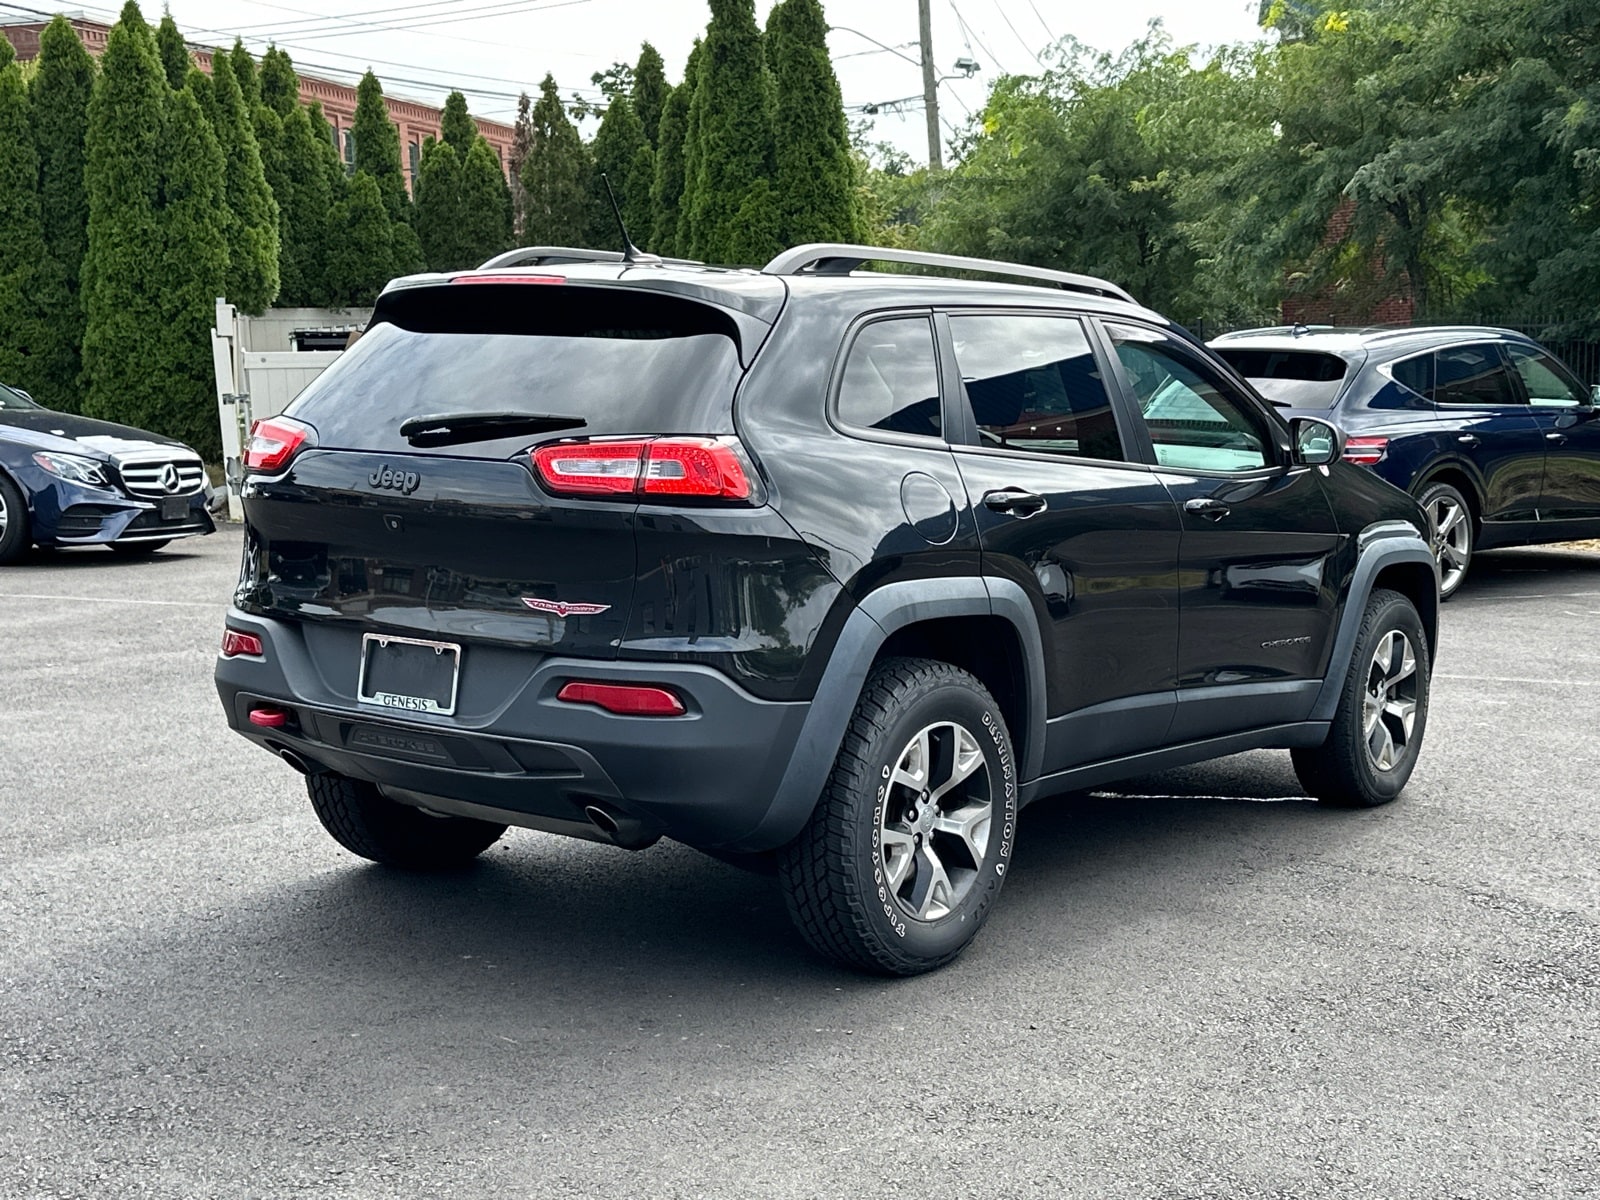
[531,438,753,501]
[221,628,264,658]
[1342,435,1389,466]
[243,416,313,472]
[557,681,687,716]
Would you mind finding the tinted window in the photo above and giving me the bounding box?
[837,317,942,439]
[1108,324,1270,472]
[950,314,1123,461]
[1215,348,1348,409]
[1389,353,1432,400]
[286,284,746,456]
[1505,344,1588,408]
[0,383,40,411]
[1433,344,1521,406]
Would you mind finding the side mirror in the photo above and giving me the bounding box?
[1590,383,1600,408]
[1291,416,1343,466]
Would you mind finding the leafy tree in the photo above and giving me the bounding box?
[509,89,532,239]
[80,2,169,428]
[326,171,395,305]
[229,38,258,105]
[649,79,689,254]
[767,0,862,246]
[440,90,475,153]
[0,34,46,394]
[155,12,188,89]
[460,135,514,266]
[414,137,466,270]
[520,73,590,246]
[587,93,650,246]
[258,45,298,119]
[685,0,778,263]
[27,16,95,411]
[211,51,279,313]
[352,70,407,221]
[634,42,668,148]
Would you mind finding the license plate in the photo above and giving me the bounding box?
[161,495,189,521]
[357,634,461,716]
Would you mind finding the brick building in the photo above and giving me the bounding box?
[0,16,516,192]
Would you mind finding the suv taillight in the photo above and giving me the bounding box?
[1342,435,1389,466]
[531,438,753,501]
[244,416,313,472]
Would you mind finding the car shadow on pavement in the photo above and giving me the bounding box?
[10,544,209,569]
[1467,545,1600,594]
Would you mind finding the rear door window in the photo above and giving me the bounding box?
[948,313,1124,461]
[1433,344,1522,407]
[835,316,943,439]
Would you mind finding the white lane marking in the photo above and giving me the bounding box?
[1436,673,1597,687]
[0,592,219,610]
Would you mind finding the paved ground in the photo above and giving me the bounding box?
[2,530,1597,1199]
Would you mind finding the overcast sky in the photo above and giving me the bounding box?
[17,0,1267,161]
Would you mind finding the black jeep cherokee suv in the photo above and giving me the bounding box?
[216,244,1439,975]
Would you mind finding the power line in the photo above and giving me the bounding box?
[990,0,1044,72]
[948,1,1010,77]
[246,0,595,45]
[1025,0,1057,44]
[187,0,472,39]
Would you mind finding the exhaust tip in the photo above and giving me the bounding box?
[277,748,311,775]
[583,802,661,851]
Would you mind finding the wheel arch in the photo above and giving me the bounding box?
[1414,465,1482,528]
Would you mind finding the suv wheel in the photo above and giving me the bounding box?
[307,772,506,869]
[0,474,30,565]
[1418,481,1472,600]
[1292,588,1430,807]
[779,657,1018,975]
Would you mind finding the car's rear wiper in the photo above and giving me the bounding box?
[398,411,587,447]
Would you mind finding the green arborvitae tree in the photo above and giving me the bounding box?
[27,16,95,411]
[0,34,46,393]
[587,93,650,246]
[326,171,395,306]
[186,63,214,124]
[352,70,408,221]
[686,0,778,263]
[80,2,169,428]
[509,89,532,239]
[440,90,475,154]
[634,42,668,148]
[520,73,591,246]
[649,80,688,255]
[155,12,188,89]
[673,40,704,255]
[460,135,513,266]
[767,0,862,246]
[156,79,228,458]
[211,51,280,313]
[229,38,258,106]
[414,137,466,270]
[286,100,343,306]
[258,45,297,119]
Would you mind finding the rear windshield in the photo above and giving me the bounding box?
[285,284,745,456]
[1215,348,1350,409]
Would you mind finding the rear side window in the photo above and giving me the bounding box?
[285,284,746,455]
[949,313,1123,462]
[1433,344,1521,407]
[1389,353,1432,400]
[1214,348,1348,409]
[836,317,942,439]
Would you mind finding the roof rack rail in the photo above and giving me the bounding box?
[762,243,1137,305]
[476,246,705,270]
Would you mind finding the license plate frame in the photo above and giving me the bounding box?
[357,633,461,716]
[160,495,189,521]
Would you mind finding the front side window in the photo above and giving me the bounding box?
[1107,323,1271,472]
[1433,344,1521,407]
[1505,344,1588,408]
[836,317,943,439]
[949,313,1123,462]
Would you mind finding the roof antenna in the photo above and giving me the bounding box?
[601,173,659,266]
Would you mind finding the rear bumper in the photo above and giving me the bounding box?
[214,609,812,852]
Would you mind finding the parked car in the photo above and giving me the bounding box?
[1210,325,1600,598]
[215,244,1439,975]
[0,381,215,564]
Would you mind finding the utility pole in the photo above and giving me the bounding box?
[918,0,942,170]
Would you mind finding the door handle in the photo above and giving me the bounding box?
[1545,431,1568,445]
[1184,497,1231,521]
[1457,434,1481,447]
[983,488,1048,518]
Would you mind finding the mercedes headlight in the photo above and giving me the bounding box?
[32,451,111,487]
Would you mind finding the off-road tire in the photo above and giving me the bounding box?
[307,772,506,869]
[778,657,1018,976]
[1293,588,1430,807]
[0,474,30,565]
[1417,481,1473,600]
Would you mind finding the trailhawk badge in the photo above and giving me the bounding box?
[521,597,611,617]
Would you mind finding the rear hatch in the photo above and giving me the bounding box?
[236,277,768,663]
[1213,345,1361,412]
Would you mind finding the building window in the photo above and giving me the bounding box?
[342,128,356,174]
[408,140,420,186]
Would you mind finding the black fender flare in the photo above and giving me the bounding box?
[1310,522,1437,723]
[737,576,1047,852]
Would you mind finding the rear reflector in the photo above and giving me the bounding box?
[557,681,687,717]
[244,415,313,472]
[248,706,289,728]
[221,629,265,657]
[1342,435,1389,466]
[452,273,566,285]
[532,438,752,501]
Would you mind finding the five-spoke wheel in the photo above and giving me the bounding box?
[877,721,993,922]
[1419,481,1473,600]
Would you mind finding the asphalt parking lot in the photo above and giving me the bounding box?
[2,528,1598,1199]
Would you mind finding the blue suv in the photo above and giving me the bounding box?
[1213,326,1600,597]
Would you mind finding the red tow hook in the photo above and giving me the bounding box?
[248,706,290,728]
